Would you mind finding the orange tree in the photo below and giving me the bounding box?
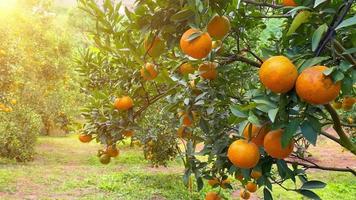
[77,0,355,199]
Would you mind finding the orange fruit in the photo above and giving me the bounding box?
[263,129,294,159]
[246,182,258,193]
[227,139,260,169]
[182,113,193,127]
[179,63,195,75]
[221,179,230,189]
[114,96,134,111]
[205,191,221,200]
[99,154,111,164]
[207,15,231,39]
[243,123,269,147]
[180,28,212,59]
[332,101,342,109]
[79,134,92,143]
[250,170,262,180]
[144,35,165,57]
[106,146,119,157]
[208,178,220,187]
[283,0,297,6]
[259,56,298,93]
[141,63,158,80]
[342,96,355,111]
[240,189,251,199]
[199,62,218,80]
[296,66,341,105]
[123,130,134,137]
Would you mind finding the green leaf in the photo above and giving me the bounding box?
[301,121,317,145]
[281,119,300,148]
[301,180,326,189]
[199,118,209,134]
[263,187,273,200]
[312,24,328,51]
[336,15,356,30]
[332,71,345,82]
[298,189,321,200]
[248,111,261,126]
[343,47,356,55]
[314,0,327,8]
[187,32,202,42]
[230,105,248,118]
[196,177,204,191]
[341,75,353,95]
[170,8,195,21]
[268,108,279,123]
[287,11,311,36]
[322,67,334,76]
[299,57,330,72]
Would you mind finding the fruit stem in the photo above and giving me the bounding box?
[324,104,356,155]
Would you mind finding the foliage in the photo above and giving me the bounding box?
[0,105,42,162]
[77,0,355,199]
[0,0,83,136]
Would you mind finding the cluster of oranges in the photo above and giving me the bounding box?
[78,95,135,164]
[205,170,262,200]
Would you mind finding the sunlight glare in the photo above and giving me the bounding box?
[0,0,17,11]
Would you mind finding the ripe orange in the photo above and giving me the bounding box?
[243,123,269,147]
[250,170,262,180]
[141,63,158,80]
[179,63,195,75]
[199,62,218,80]
[240,189,251,199]
[263,129,294,159]
[144,35,165,57]
[106,146,119,157]
[123,130,134,137]
[332,101,342,109]
[114,96,134,111]
[79,134,92,143]
[182,113,193,127]
[208,178,220,187]
[259,56,298,93]
[283,0,297,6]
[205,191,221,200]
[296,66,341,105]
[342,96,355,111]
[227,139,260,169]
[207,15,231,39]
[180,28,212,59]
[99,154,111,164]
[246,182,258,193]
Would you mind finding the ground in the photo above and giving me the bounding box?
[0,134,355,200]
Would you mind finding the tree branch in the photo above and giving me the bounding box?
[220,54,261,68]
[324,104,356,155]
[315,0,354,56]
[332,39,356,67]
[320,131,340,143]
[242,0,283,9]
[287,155,356,176]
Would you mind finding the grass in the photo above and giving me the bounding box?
[0,135,355,199]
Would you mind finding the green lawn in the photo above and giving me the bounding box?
[0,135,355,199]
